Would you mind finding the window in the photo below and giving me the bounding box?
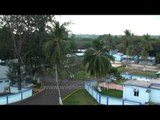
[134,88,139,97]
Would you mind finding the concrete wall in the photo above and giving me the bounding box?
[0,80,10,93]
[150,89,160,103]
[10,86,27,93]
[123,85,149,104]
[113,54,122,62]
[85,81,141,105]
[0,88,32,105]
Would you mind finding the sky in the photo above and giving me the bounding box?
[55,15,160,35]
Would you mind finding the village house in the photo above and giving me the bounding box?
[112,52,156,65]
[123,79,160,104]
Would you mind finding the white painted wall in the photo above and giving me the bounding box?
[8,93,21,104]
[23,90,33,99]
[100,95,107,105]
[0,80,10,93]
[92,90,97,99]
[150,89,160,103]
[123,100,140,105]
[0,89,33,105]
[85,81,141,105]
[108,97,122,105]
[10,86,27,93]
[123,85,149,104]
[0,96,7,105]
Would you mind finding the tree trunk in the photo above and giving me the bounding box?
[109,49,112,55]
[55,64,63,105]
[17,59,22,91]
[143,58,146,71]
[126,49,129,68]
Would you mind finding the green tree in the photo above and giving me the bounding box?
[1,15,53,90]
[123,29,132,68]
[83,40,114,89]
[44,21,70,105]
[103,34,115,55]
[140,34,153,71]
[0,26,13,60]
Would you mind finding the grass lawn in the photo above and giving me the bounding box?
[131,71,156,78]
[100,89,123,98]
[63,89,99,105]
[113,79,126,85]
[117,66,126,72]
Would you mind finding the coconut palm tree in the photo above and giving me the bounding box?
[83,40,114,90]
[123,29,132,68]
[140,34,153,71]
[44,21,70,105]
[103,34,115,55]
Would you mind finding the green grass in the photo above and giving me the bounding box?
[63,89,99,105]
[100,89,123,98]
[117,66,126,72]
[113,79,127,85]
[131,71,156,78]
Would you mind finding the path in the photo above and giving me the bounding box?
[12,76,85,105]
[99,82,123,91]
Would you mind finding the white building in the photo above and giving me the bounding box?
[123,80,160,104]
[0,65,10,93]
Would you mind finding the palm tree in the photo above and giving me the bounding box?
[123,29,132,68]
[103,34,115,55]
[128,44,135,64]
[83,40,114,89]
[140,34,153,71]
[44,21,70,105]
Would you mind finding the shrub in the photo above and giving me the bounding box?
[33,80,43,89]
[157,64,160,69]
[75,71,90,80]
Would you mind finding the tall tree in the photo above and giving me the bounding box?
[83,39,114,89]
[103,34,115,55]
[123,29,132,68]
[0,26,13,60]
[1,15,53,90]
[140,34,153,71]
[44,21,70,105]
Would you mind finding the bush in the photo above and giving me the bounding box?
[33,80,43,89]
[75,71,90,80]
[157,64,160,69]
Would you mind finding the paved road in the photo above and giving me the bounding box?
[12,76,85,105]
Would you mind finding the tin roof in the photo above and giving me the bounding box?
[123,80,160,89]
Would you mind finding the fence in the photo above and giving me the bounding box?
[0,88,32,105]
[121,73,152,81]
[85,80,142,105]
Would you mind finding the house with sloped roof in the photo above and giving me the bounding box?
[0,65,10,93]
[123,79,160,104]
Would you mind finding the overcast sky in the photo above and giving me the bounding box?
[55,15,160,35]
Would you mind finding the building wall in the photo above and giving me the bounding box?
[0,80,10,93]
[113,54,122,62]
[150,89,160,103]
[85,81,141,105]
[123,85,149,104]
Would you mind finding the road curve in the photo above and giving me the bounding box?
[12,75,85,105]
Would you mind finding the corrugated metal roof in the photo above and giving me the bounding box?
[123,79,160,89]
[123,80,151,87]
